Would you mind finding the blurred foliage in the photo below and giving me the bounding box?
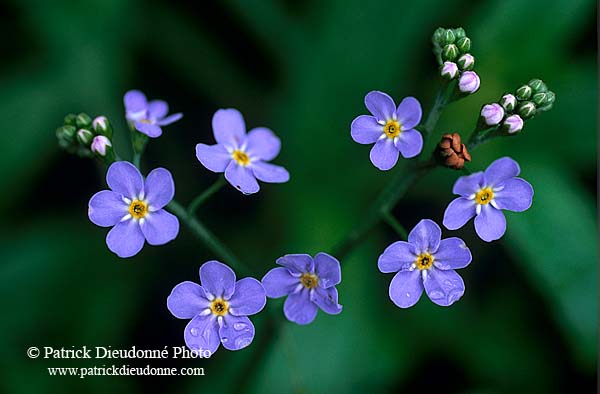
[0,0,596,393]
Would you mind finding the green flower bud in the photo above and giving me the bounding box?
[92,116,113,138]
[76,128,94,146]
[453,28,466,39]
[433,28,446,45]
[57,138,72,150]
[528,79,547,93]
[518,101,536,119]
[64,113,77,126]
[456,37,471,53]
[442,44,459,61]
[75,146,94,159]
[56,125,76,143]
[515,85,532,100]
[444,29,456,44]
[533,92,549,106]
[538,91,556,112]
[75,113,92,128]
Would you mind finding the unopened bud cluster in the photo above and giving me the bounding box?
[479,79,555,134]
[56,113,114,159]
[433,27,479,95]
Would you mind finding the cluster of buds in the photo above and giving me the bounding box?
[433,27,480,95]
[56,113,114,159]
[435,133,471,170]
[479,79,556,134]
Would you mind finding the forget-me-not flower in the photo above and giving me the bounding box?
[351,91,423,170]
[378,219,472,308]
[124,90,182,138]
[443,157,533,242]
[196,108,290,195]
[88,161,179,257]
[262,253,342,325]
[167,261,266,354]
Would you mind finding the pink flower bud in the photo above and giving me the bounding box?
[92,116,107,131]
[91,135,112,156]
[480,103,505,126]
[458,71,480,94]
[441,61,458,79]
[457,54,475,70]
[503,114,524,134]
[500,94,517,111]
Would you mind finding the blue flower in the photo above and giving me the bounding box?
[443,157,534,242]
[124,90,182,138]
[167,261,267,355]
[378,219,472,308]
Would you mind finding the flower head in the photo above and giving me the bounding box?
[262,253,343,325]
[350,91,424,171]
[378,219,472,308]
[167,261,266,355]
[480,103,505,126]
[195,109,290,195]
[458,71,480,94]
[124,90,182,138]
[443,157,533,242]
[88,161,179,257]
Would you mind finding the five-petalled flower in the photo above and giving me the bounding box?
[196,108,290,195]
[351,91,424,171]
[88,161,180,257]
[378,219,472,308]
[124,90,182,138]
[262,253,343,325]
[167,261,266,354]
[443,157,534,242]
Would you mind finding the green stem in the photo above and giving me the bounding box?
[167,200,247,275]
[132,151,142,168]
[188,177,226,215]
[423,80,456,139]
[131,130,148,169]
[332,160,434,259]
[382,211,409,240]
[466,125,504,151]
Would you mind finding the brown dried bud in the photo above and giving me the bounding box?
[435,133,471,170]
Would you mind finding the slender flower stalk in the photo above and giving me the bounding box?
[188,177,227,215]
[382,212,409,240]
[167,200,247,275]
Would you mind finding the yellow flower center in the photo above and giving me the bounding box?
[300,273,319,289]
[232,150,250,166]
[475,187,494,205]
[140,119,152,124]
[415,252,434,270]
[210,298,229,316]
[128,199,148,219]
[383,119,402,139]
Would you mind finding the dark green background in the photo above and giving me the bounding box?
[0,0,596,393]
